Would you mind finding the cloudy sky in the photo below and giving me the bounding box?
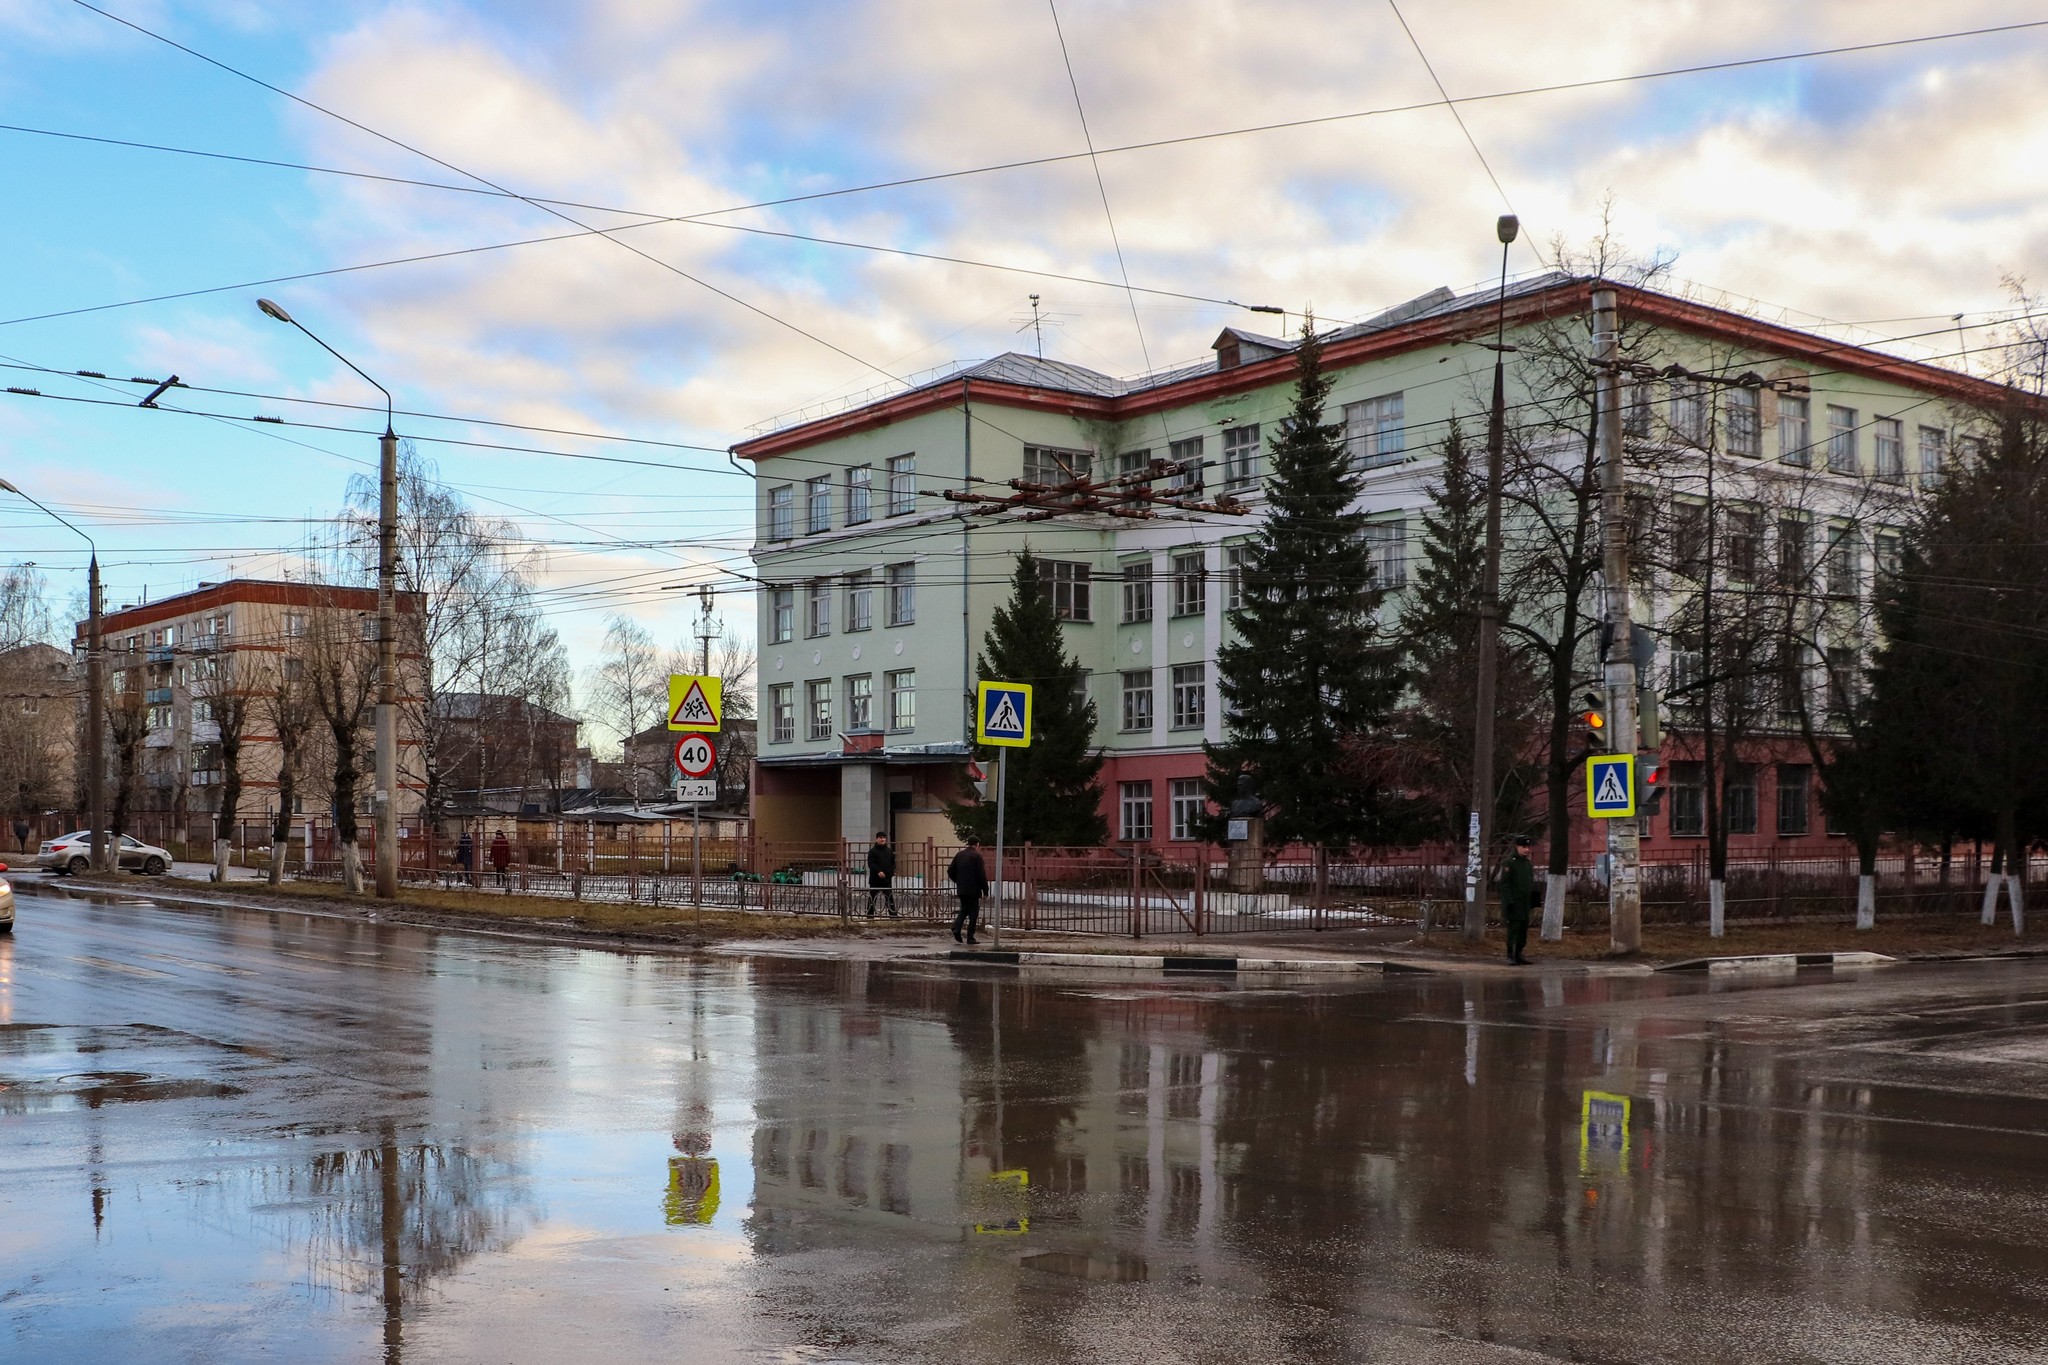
[4,0,2046,676]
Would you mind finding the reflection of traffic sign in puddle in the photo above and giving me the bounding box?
[1580,1089,1631,1171]
[967,1168,1030,1235]
[664,1156,720,1225]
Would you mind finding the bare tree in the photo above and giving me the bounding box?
[0,563,56,651]
[261,646,316,886]
[590,615,664,804]
[192,647,263,883]
[0,644,73,836]
[305,612,378,894]
[105,646,149,861]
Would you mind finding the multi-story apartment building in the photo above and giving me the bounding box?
[736,274,1995,855]
[77,578,426,831]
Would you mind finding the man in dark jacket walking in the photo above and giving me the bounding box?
[1500,833,1539,965]
[865,832,897,917]
[946,836,989,944]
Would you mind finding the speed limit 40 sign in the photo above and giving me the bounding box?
[671,736,720,777]
[672,733,718,778]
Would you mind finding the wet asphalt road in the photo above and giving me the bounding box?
[5,883,2048,1363]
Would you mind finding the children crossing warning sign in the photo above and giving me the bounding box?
[667,674,723,732]
[1586,753,1637,818]
[975,681,1032,747]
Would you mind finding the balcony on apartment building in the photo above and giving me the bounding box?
[146,644,175,664]
[144,687,174,705]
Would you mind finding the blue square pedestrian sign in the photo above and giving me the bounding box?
[976,681,1033,748]
[1586,753,1636,818]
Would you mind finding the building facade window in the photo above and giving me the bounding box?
[805,475,832,535]
[1024,445,1091,485]
[886,563,916,626]
[1343,393,1405,468]
[1874,529,1903,581]
[806,680,831,741]
[846,674,874,730]
[768,684,795,743]
[1168,779,1205,841]
[1171,551,1205,618]
[1170,664,1206,730]
[845,571,874,632]
[1918,425,1946,487]
[1726,766,1759,835]
[1121,561,1153,623]
[768,587,794,644]
[1826,404,1859,473]
[1622,378,1653,437]
[886,670,916,730]
[1726,386,1761,457]
[1779,396,1811,466]
[1224,544,1249,611]
[1119,782,1154,842]
[1777,764,1811,835]
[1167,436,1205,493]
[1365,519,1407,588]
[1117,447,1152,479]
[1120,669,1154,731]
[1669,761,1705,837]
[1036,559,1093,622]
[1825,524,1860,600]
[1826,645,1859,721]
[1726,508,1760,583]
[283,612,308,638]
[846,464,872,524]
[1778,517,1811,589]
[1669,380,1707,445]
[886,454,917,516]
[1221,424,1260,491]
[805,579,832,637]
[767,484,794,541]
[1874,418,1904,482]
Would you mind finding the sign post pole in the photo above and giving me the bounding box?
[993,747,1008,950]
[692,803,702,923]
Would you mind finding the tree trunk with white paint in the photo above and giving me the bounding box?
[1856,874,1875,930]
[2009,874,2026,935]
[1709,880,1726,938]
[1539,873,1566,941]
[269,835,287,887]
[1982,874,2002,926]
[342,841,364,896]
[214,835,230,885]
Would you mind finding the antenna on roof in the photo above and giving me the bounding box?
[1012,294,1065,358]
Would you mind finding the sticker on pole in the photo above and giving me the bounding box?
[672,733,717,779]
[975,681,1032,747]
[1586,753,1636,818]
[667,674,722,732]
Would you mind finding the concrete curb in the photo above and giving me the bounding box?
[944,949,1401,974]
[1657,950,1896,973]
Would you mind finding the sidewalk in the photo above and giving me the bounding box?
[18,869,2037,978]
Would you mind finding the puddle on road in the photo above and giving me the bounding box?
[0,1024,249,1114]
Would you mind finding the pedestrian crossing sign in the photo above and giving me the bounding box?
[976,681,1033,748]
[667,673,723,732]
[1586,753,1636,818]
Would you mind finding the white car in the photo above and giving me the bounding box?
[0,864,13,933]
[36,832,172,876]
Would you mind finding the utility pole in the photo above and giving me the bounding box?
[1592,286,1642,953]
[1463,214,1519,940]
[694,585,717,676]
[375,428,399,899]
[87,557,105,873]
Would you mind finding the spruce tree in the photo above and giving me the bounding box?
[1205,324,1408,851]
[1399,419,1542,842]
[949,550,1108,846]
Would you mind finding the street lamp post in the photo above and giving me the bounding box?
[1462,214,1520,940]
[0,479,107,874]
[257,299,400,899]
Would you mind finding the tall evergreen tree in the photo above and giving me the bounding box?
[1399,418,1542,843]
[949,551,1108,846]
[1206,323,1409,853]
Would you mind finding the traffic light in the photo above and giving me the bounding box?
[1579,689,1610,751]
[1639,756,1665,816]
[1637,683,1663,750]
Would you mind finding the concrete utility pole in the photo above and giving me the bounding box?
[0,478,107,872]
[1592,286,1642,953]
[694,584,717,676]
[258,299,400,898]
[1463,213,1520,940]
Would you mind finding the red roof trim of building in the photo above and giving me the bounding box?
[88,579,424,638]
[731,279,2012,463]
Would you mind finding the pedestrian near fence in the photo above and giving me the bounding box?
[455,830,476,887]
[490,831,512,888]
[865,832,898,918]
[1500,834,1538,965]
[946,837,989,944]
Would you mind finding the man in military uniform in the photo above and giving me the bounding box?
[1500,834,1538,965]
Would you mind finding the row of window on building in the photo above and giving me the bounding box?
[761,394,1413,543]
[763,529,1408,644]
[1653,501,1903,599]
[1630,379,1952,482]
[1661,762,1824,838]
[1117,778,1211,843]
[763,663,1215,745]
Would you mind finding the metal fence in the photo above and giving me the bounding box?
[13,810,2037,938]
